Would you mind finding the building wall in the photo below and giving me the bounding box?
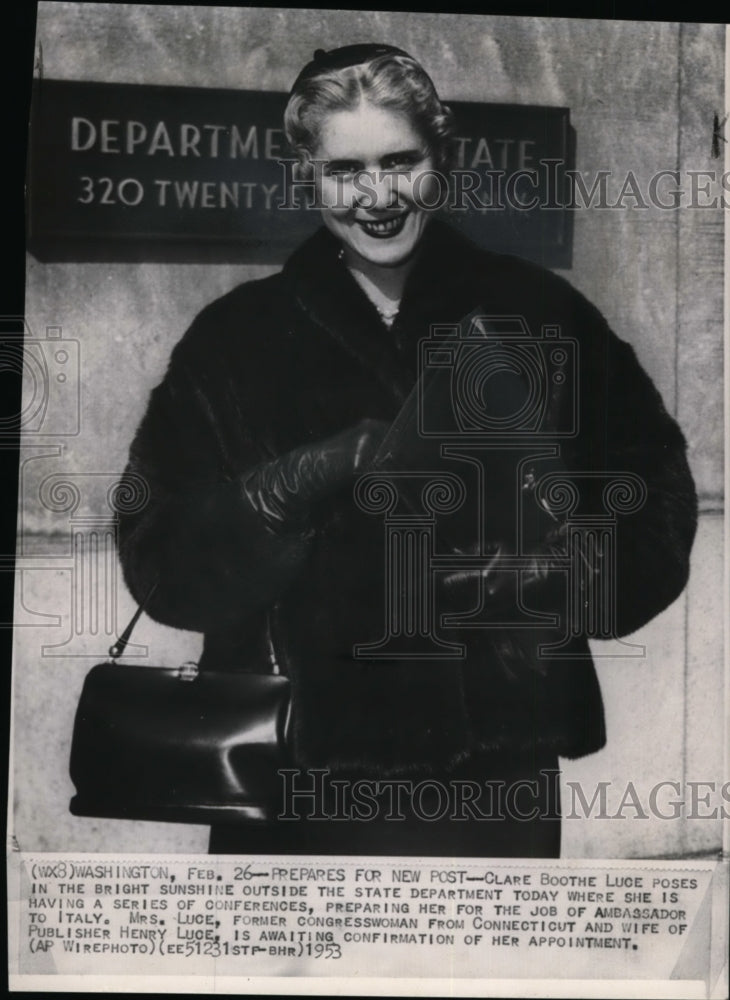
[13,3,725,855]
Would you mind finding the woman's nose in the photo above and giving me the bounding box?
[355,169,398,210]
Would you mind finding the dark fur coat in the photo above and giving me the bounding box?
[117,221,697,778]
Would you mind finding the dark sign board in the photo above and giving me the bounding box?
[27,80,574,266]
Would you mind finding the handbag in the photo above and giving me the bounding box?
[69,584,292,825]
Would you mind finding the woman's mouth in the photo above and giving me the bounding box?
[357,213,409,238]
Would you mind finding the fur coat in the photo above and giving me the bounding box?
[117,221,697,778]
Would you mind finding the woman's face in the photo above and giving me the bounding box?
[312,101,437,270]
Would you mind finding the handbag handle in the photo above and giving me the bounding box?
[108,582,286,678]
[108,580,158,660]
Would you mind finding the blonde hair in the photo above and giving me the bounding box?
[284,48,455,171]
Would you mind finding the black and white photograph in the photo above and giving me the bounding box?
[7,2,728,994]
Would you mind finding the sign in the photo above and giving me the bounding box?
[27,79,574,265]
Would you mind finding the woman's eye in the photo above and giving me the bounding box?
[325,163,359,178]
[382,154,420,171]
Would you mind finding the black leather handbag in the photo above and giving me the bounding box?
[69,587,291,825]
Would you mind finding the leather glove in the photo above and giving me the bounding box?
[240,418,389,536]
[437,521,603,623]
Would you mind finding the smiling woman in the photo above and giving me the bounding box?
[114,44,697,858]
[284,45,454,312]
[314,103,436,272]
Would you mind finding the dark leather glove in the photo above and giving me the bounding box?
[436,521,603,624]
[240,418,389,536]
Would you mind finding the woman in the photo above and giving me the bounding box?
[117,45,697,857]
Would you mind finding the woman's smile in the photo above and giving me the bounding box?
[356,210,410,238]
[313,102,438,271]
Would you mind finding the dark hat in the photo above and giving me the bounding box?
[289,43,413,95]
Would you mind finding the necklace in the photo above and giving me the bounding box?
[374,302,400,326]
[339,247,401,327]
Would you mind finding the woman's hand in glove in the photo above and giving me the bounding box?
[240,418,389,536]
[436,522,603,622]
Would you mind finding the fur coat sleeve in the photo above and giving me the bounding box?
[116,277,315,633]
[551,281,697,637]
